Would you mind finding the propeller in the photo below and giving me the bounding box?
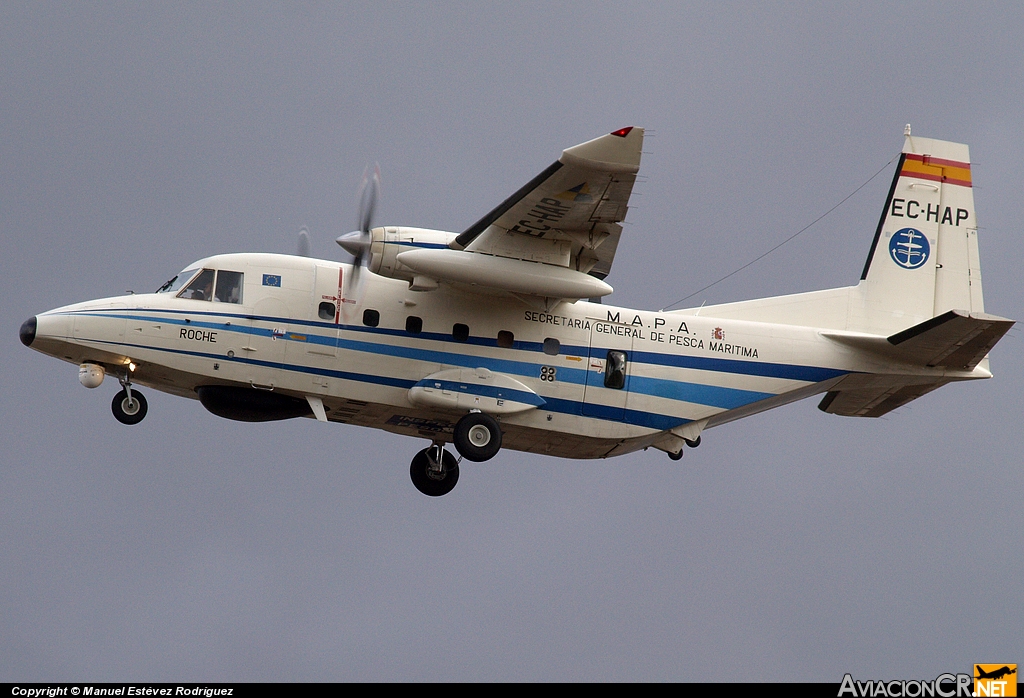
[336,164,381,307]
[296,226,311,257]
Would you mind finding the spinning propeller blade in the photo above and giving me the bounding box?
[336,164,381,309]
[296,226,311,257]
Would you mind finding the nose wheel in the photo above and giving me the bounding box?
[111,366,147,425]
[112,388,148,425]
[410,443,460,497]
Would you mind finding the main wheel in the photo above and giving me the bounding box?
[453,412,502,462]
[112,389,148,425]
[684,435,701,448]
[410,447,460,497]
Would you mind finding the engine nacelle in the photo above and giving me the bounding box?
[78,363,105,389]
[368,227,458,282]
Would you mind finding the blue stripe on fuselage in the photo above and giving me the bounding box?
[80,336,689,430]
[64,307,846,411]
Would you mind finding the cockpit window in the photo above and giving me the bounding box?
[157,268,199,294]
[214,270,244,304]
[177,269,244,303]
[179,269,216,301]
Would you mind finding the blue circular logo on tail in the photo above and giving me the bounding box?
[888,227,930,269]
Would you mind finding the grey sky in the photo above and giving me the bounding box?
[2,1,1021,681]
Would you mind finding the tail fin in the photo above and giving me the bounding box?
[855,127,983,334]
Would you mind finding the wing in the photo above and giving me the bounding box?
[451,127,643,281]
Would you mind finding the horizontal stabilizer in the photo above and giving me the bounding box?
[821,309,1013,371]
[818,382,945,418]
[886,309,1014,370]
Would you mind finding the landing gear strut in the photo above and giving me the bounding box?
[410,443,460,497]
[111,366,147,425]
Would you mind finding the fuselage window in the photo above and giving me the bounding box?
[319,302,336,321]
[406,316,423,334]
[497,330,514,349]
[452,323,469,342]
[179,268,216,301]
[363,309,380,327]
[604,350,627,389]
[543,337,560,356]
[214,270,243,304]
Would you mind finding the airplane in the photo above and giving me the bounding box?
[19,126,1015,496]
[975,666,1016,681]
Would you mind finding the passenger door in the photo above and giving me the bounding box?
[582,322,632,421]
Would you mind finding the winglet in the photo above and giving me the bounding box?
[560,127,643,173]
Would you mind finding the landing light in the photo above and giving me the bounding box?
[128,362,136,372]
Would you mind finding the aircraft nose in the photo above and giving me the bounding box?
[20,316,37,347]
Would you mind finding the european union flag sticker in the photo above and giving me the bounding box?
[262,274,282,287]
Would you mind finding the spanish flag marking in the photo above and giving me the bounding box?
[901,153,972,188]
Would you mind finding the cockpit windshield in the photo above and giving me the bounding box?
[181,269,216,301]
[157,268,199,294]
[176,268,244,303]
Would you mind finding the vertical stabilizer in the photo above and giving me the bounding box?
[853,128,980,334]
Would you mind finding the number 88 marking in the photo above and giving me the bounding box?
[540,366,557,382]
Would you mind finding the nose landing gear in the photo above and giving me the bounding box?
[112,389,148,424]
[410,443,460,497]
[111,365,147,425]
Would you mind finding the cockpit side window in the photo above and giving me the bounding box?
[158,268,199,294]
[179,269,216,301]
[214,270,243,304]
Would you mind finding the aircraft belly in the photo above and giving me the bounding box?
[501,423,625,459]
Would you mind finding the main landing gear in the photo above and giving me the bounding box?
[408,411,504,497]
[111,367,147,425]
[410,443,460,497]
[453,411,502,462]
[666,434,701,461]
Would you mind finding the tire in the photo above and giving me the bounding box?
[112,389,148,425]
[453,412,502,462]
[668,449,683,461]
[684,435,701,448]
[410,447,459,497]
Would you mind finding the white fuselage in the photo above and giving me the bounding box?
[28,252,985,459]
